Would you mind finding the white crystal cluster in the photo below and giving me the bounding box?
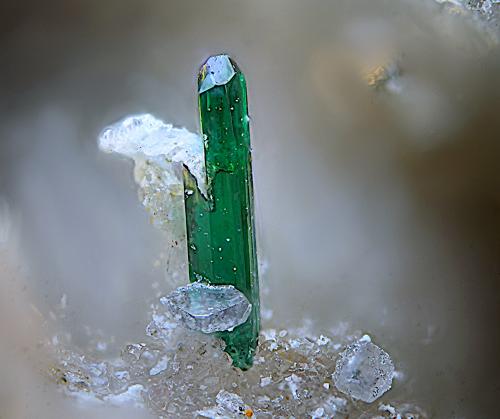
[98,114,206,232]
[49,303,426,419]
[464,0,500,16]
[436,0,500,22]
[162,282,252,333]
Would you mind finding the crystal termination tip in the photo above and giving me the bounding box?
[198,54,237,93]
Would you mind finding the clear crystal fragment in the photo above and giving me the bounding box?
[333,336,395,403]
[322,396,350,418]
[162,282,252,333]
[198,390,251,418]
[216,390,249,414]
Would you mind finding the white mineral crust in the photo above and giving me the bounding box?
[98,113,206,231]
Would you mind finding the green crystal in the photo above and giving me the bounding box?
[183,55,260,370]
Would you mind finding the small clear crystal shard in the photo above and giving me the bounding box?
[332,336,395,403]
[198,390,250,419]
[162,282,252,334]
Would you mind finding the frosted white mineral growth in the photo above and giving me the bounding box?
[333,335,395,403]
[162,282,252,333]
[98,113,205,231]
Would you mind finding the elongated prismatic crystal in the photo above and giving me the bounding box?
[183,55,260,370]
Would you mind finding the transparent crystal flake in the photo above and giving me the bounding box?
[198,390,252,418]
[332,336,395,403]
[162,282,252,333]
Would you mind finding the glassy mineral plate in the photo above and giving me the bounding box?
[162,282,252,334]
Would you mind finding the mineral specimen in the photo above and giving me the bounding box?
[183,54,260,369]
[162,282,251,333]
[88,55,428,418]
[99,56,261,370]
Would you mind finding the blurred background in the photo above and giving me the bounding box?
[1,0,499,417]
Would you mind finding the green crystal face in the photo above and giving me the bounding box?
[183,55,260,370]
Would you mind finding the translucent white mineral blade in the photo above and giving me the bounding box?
[98,113,206,231]
[161,282,252,334]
